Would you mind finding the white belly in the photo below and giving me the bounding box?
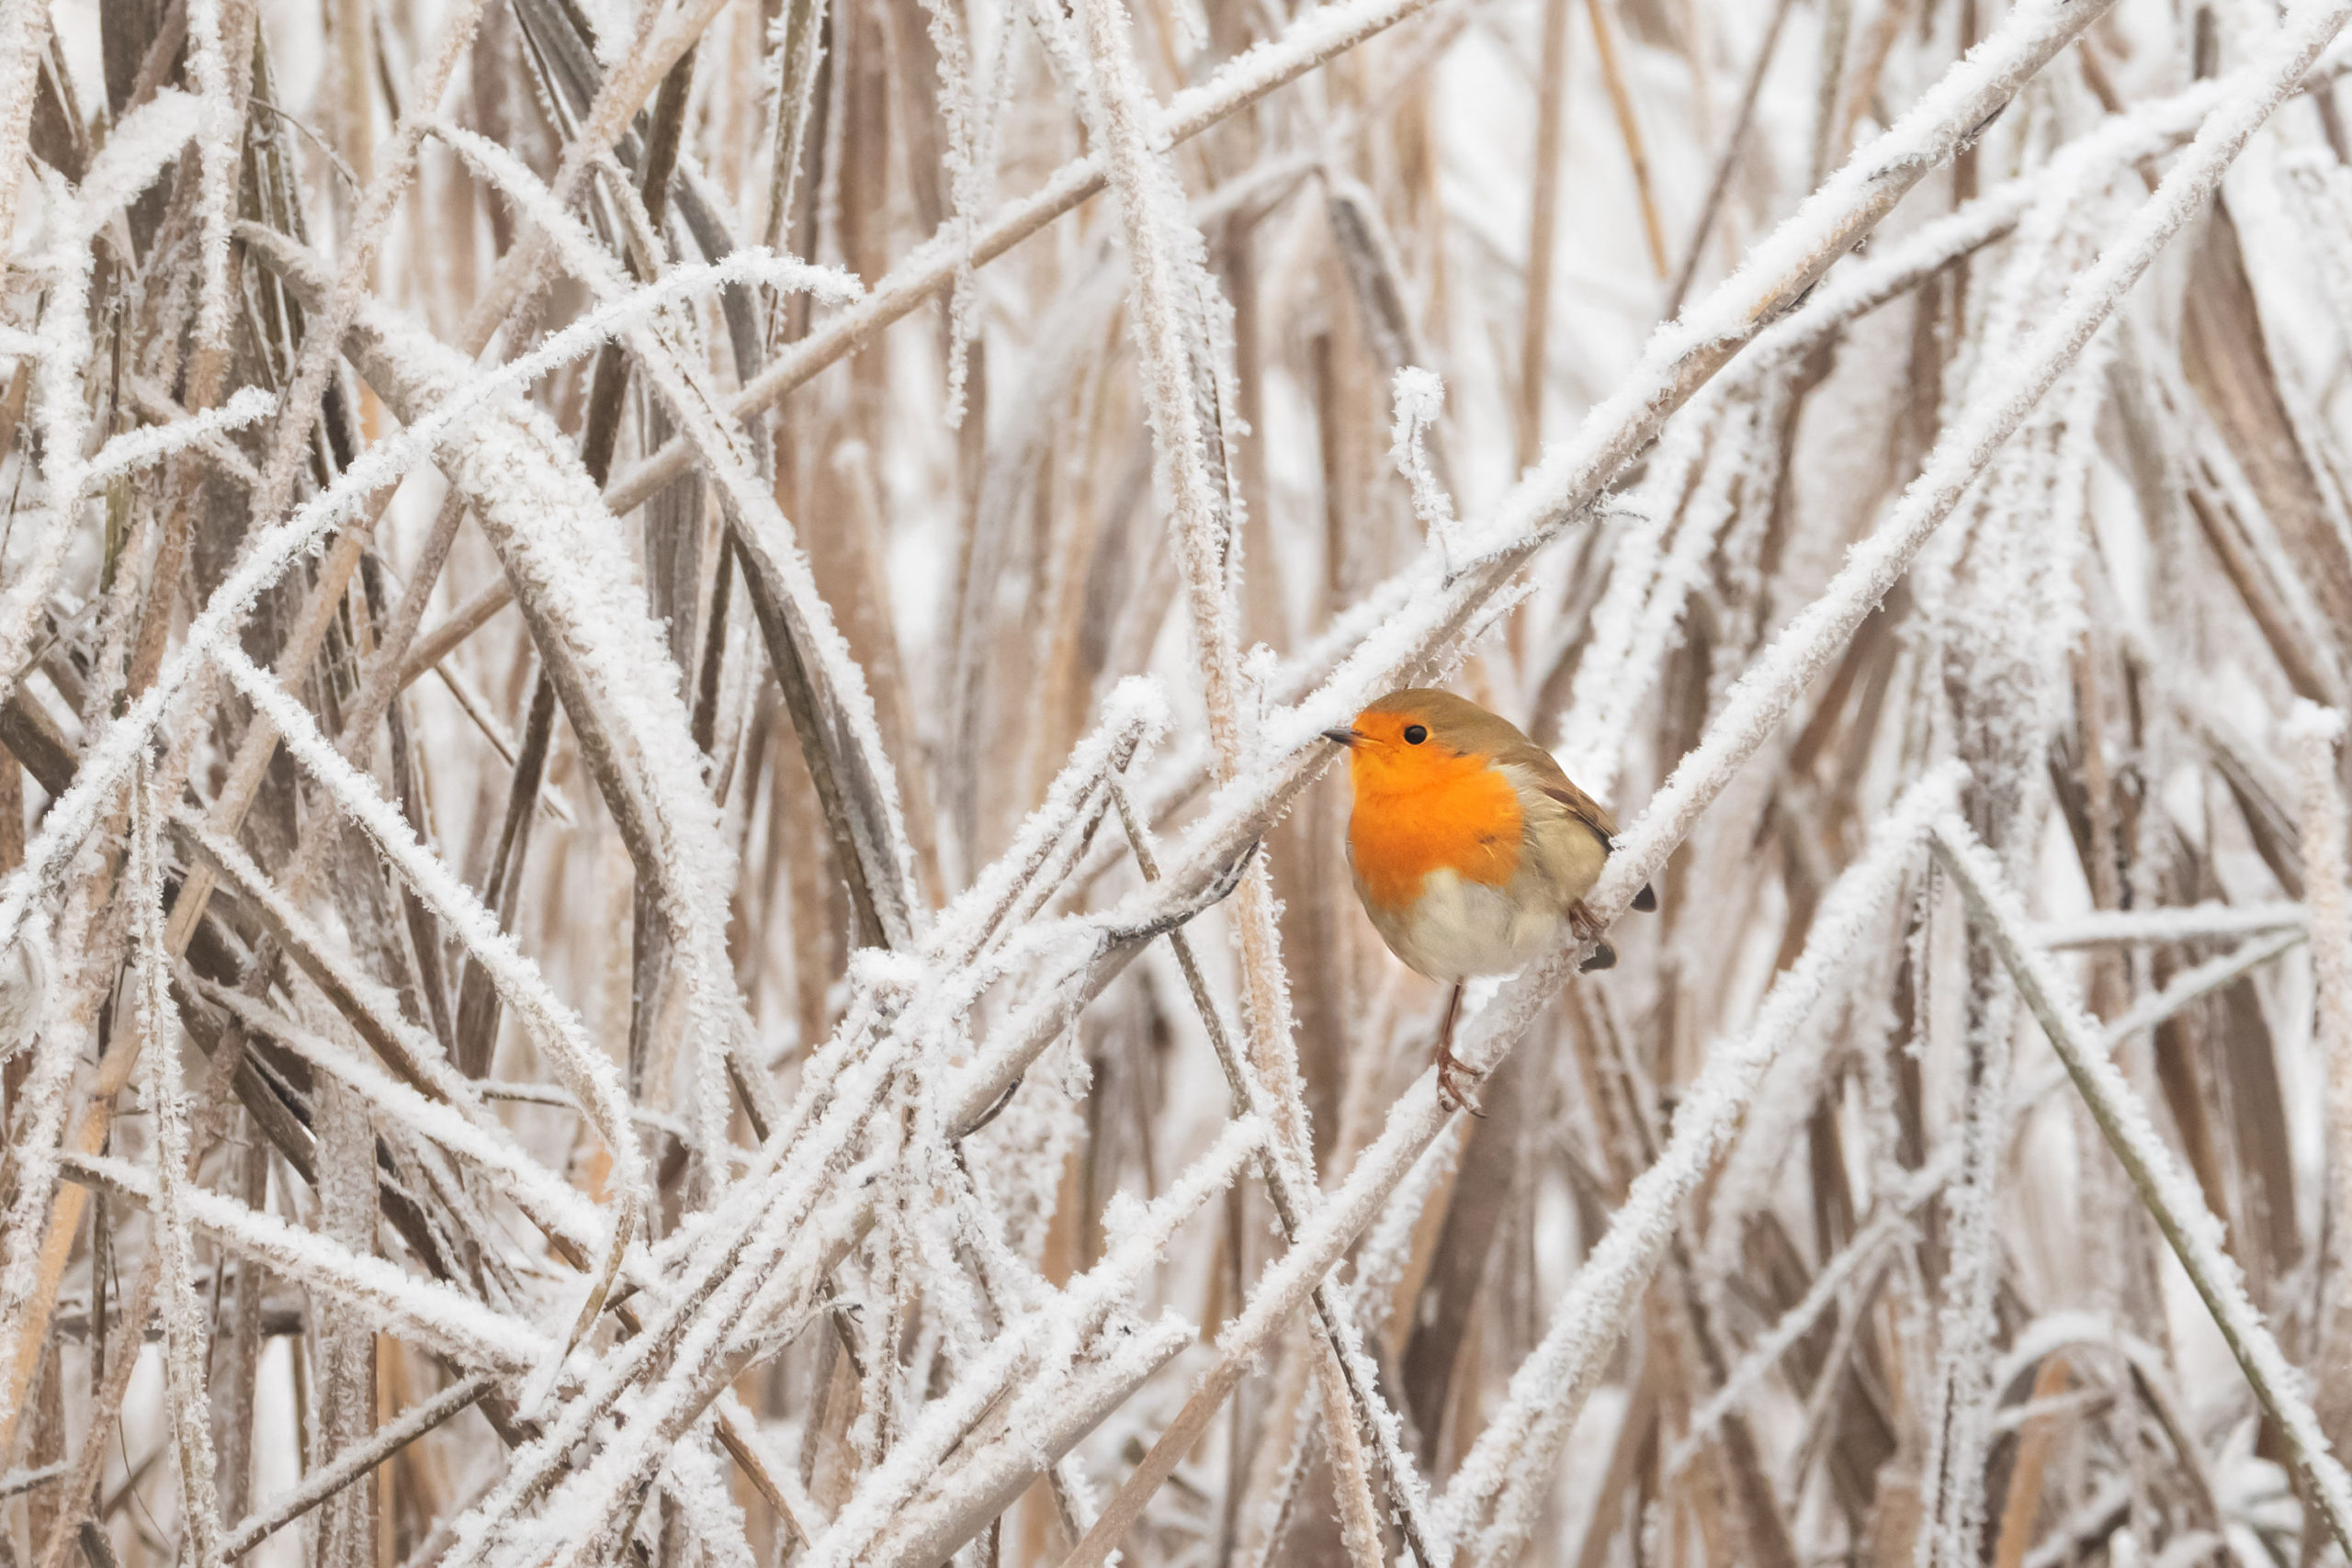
[1365,867,1569,983]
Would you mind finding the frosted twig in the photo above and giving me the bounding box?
[182,0,238,362]
[0,0,48,254]
[1109,782,1441,1568]
[2094,928,2307,1046]
[220,1375,497,1560]
[84,388,277,487]
[130,760,224,1568]
[58,1154,549,1371]
[2285,701,2352,1395]
[2032,901,2307,948]
[0,89,202,713]
[1586,0,2352,928]
[1391,367,1459,574]
[804,1117,1264,1568]
[207,644,645,1368]
[1663,1205,1918,1485]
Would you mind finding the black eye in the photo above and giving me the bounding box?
[1403,725,1428,745]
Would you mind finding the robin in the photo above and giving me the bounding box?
[1324,688,1655,1112]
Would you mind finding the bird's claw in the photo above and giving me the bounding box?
[1568,899,1617,970]
[1435,1047,1486,1118]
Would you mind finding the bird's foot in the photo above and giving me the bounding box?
[1569,900,1616,971]
[1435,1043,1487,1117]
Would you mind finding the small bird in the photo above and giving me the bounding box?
[1324,689,1655,1112]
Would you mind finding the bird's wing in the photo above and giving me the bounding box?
[1493,738,1618,845]
[1493,732,1658,913]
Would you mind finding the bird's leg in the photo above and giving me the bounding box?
[1433,983,1484,1116]
[1569,899,1617,973]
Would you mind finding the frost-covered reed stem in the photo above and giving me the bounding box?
[2285,701,2352,1406]
[2034,901,2306,948]
[61,1152,550,1371]
[1927,814,2352,1558]
[1438,764,1962,1565]
[805,1118,1264,1568]
[220,1375,497,1559]
[243,0,495,513]
[181,0,242,371]
[130,761,223,1568]
[1663,1205,1919,1485]
[0,0,51,258]
[2095,927,2306,1046]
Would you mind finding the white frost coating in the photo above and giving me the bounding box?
[937,677,1169,965]
[418,126,785,1167]
[605,0,1476,516]
[0,243,854,956]
[908,0,988,428]
[2285,701,2352,1395]
[130,765,225,1568]
[2094,928,2306,1047]
[85,387,277,484]
[1439,764,1962,1562]
[441,976,953,1562]
[1473,0,2118,559]
[1576,71,2222,791]
[1390,367,1459,568]
[1347,1122,1462,1335]
[1564,396,1760,800]
[1927,814,2352,1556]
[0,926,41,1059]
[663,1431,760,1568]
[2031,901,2307,948]
[183,0,235,355]
[219,1373,498,1561]
[66,1153,551,1370]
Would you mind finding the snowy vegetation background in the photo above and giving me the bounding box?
[6,0,2352,1563]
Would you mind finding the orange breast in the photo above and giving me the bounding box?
[1346,749,1524,912]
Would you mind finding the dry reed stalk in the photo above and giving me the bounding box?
[1515,0,1572,469]
[1580,0,1667,279]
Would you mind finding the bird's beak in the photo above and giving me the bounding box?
[1321,727,1363,748]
